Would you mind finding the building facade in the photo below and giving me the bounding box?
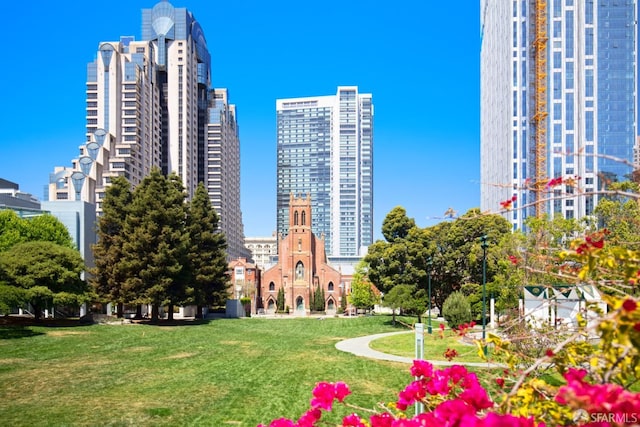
[48,1,247,259]
[480,1,637,229]
[245,234,278,270]
[261,194,343,315]
[206,88,251,260]
[276,86,373,257]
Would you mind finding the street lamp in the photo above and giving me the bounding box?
[480,235,489,355]
[427,256,433,334]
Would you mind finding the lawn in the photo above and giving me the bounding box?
[0,316,416,427]
[369,328,487,363]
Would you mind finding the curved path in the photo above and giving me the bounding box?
[335,331,502,368]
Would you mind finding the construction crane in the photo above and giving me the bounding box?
[531,0,548,218]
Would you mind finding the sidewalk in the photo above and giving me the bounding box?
[335,331,503,368]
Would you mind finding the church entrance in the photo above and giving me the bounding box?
[295,296,305,314]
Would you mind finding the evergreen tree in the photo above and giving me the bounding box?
[120,168,189,322]
[90,176,132,317]
[312,285,325,311]
[186,183,229,317]
[276,287,285,312]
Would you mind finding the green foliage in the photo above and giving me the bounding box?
[0,283,25,315]
[90,176,132,311]
[276,287,285,312]
[119,169,189,321]
[311,284,325,311]
[381,206,416,242]
[0,210,75,252]
[349,261,377,310]
[442,291,471,329]
[186,183,229,310]
[0,241,88,319]
[594,197,640,248]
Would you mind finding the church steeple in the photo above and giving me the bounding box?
[289,193,311,232]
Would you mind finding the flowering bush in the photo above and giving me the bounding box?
[258,229,640,427]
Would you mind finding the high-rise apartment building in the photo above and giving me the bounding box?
[206,88,250,260]
[48,1,248,260]
[276,86,373,257]
[481,1,637,229]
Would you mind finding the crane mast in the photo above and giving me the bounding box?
[531,0,548,218]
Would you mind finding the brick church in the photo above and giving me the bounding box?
[260,194,343,315]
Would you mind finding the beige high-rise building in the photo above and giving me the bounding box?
[48,1,248,259]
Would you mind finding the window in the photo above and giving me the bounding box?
[296,261,304,280]
[294,210,299,225]
[301,211,306,225]
[328,282,334,292]
[269,282,275,292]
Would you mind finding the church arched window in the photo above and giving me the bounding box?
[301,211,306,225]
[296,261,304,280]
[294,211,299,225]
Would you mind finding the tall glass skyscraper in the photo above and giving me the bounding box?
[49,1,249,260]
[276,86,373,257]
[481,0,637,229]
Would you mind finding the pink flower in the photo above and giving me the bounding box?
[311,382,334,410]
[369,412,394,427]
[459,384,494,411]
[334,382,351,402]
[410,360,434,378]
[265,418,295,427]
[297,408,322,427]
[397,380,426,410]
[342,414,366,427]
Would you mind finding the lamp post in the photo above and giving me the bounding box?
[480,235,489,355]
[427,256,433,334]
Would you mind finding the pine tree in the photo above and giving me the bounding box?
[186,183,229,318]
[90,176,132,317]
[119,168,189,322]
[276,287,285,312]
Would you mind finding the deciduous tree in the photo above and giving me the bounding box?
[0,241,88,319]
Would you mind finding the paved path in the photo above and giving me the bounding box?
[335,331,503,368]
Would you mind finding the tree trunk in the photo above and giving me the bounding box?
[135,305,143,319]
[167,304,174,321]
[196,305,203,319]
[33,304,42,321]
[151,304,159,323]
[117,303,124,318]
[392,309,396,326]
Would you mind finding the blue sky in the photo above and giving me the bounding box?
[0,1,480,240]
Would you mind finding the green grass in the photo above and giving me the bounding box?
[0,316,417,427]
[369,329,487,363]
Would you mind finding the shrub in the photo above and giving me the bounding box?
[442,291,472,329]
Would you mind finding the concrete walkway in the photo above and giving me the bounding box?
[335,331,503,368]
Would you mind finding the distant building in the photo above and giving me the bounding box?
[41,200,97,270]
[0,178,94,268]
[48,1,247,260]
[480,1,637,229]
[0,178,41,217]
[228,257,261,314]
[276,86,373,257]
[245,234,278,270]
[261,194,344,315]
